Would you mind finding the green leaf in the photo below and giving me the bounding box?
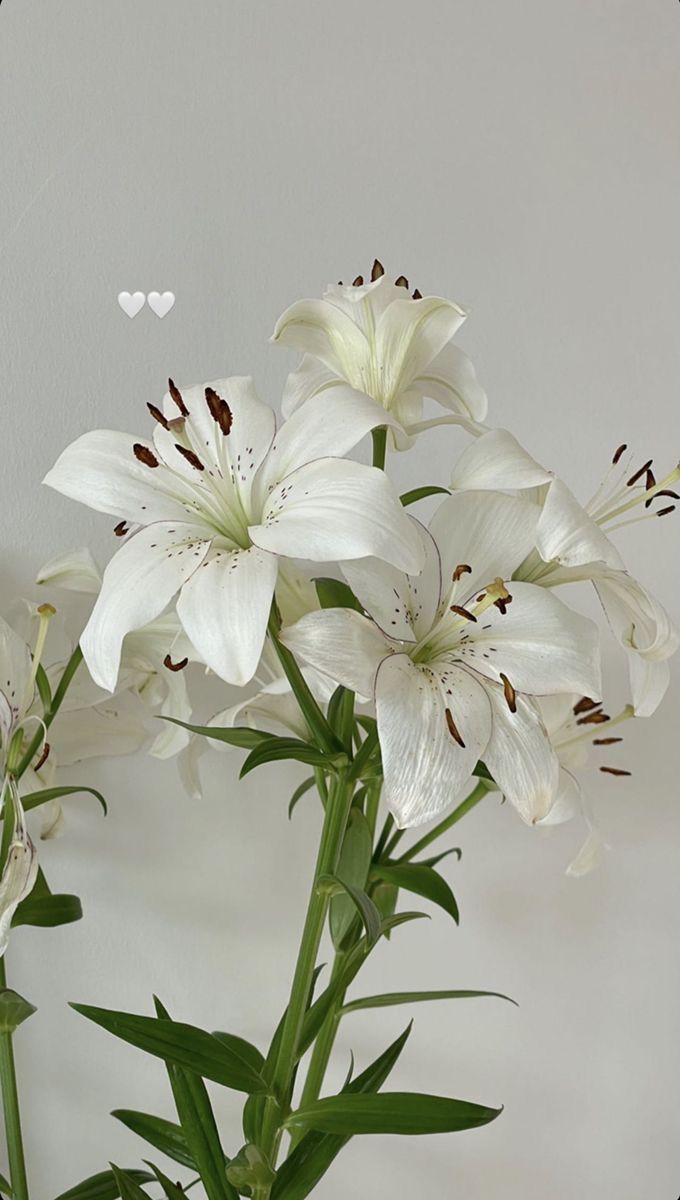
[313,578,362,612]
[162,717,270,749]
[153,997,237,1200]
[21,784,107,816]
[211,1031,265,1076]
[112,1110,196,1169]
[326,686,355,752]
[318,876,381,947]
[400,485,450,507]
[71,1003,269,1095]
[241,737,346,779]
[286,1091,501,1136]
[0,988,37,1033]
[53,1170,154,1200]
[142,1164,187,1200]
[271,1024,412,1199]
[108,1167,151,1200]
[0,1168,12,1194]
[329,810,372,950]
[373,863,459,924]
[419,847,462,868]
[340,989,517,1015]
[288,777,315,820]
[12,893,83,929]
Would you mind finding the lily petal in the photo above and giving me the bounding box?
[429,490,540,606]
[0,615,33,740]
[36,547,102,595]
[536,479,625,570]
[281,356,351,418]
[414,343,488,425]
[81,522,210,691]
[450,429,552,492]
[272,297,369,389]
[341,522,442,642]
[594,570,678,715]
[376,654,491,828]
[482,688,560,824]
[281,608,394,699]
[177,544,278,686]
[250,459,425,574]
[375,297,467,403]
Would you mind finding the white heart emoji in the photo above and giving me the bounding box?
[147,291,176,318]
[117,291,146,319]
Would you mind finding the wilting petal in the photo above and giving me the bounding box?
[49,692,151,763]
[177,544,278,686]
[414,343,488,425]
[461,581,602,700]
[594,570,678,715]
[537,766,583,826]
[376,655,491,828]
[36,547,102,594]
[281,356,342,417]
[0,780,38,957]
[536,479,624,570]
[0,615,33,740]
[250,459,424,574]
[44,430,194,524]
[81,522,210,692]
[281,608,394,699]
[566,823,607,878]
[429,490,540,607]
[272,297,369,389]
[481,687,560,824]
[450,429,552,492]
[375,297,467,402]
[254,387,395,501]
[341,522,441,642]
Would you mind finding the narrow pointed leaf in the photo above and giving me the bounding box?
[241,738,346,778]
[21,784,107,815]
[329,809,372,949]
[143,1164,187,1200]
[0,1169,12,1194]
[13,893,82,928]
[162,717,270,749]
[318,875,380,946]
[340,989,517,1015]
[373,863,459,924]
[112,1110,196,1169]
[71,1003,268,1094]
[271,1024,412,1199]
[286,1091,501,1135]
[313,578,362,612]
[288,777,315,820]
[54,1170,154,1200]
[211,1031,264,1075]
[108,1167,152,1200]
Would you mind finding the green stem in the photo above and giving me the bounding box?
[259,771,354,1169]
[15,646,83,780]
[397,781,489,863]
[293,950,348,1129]
[267,612,337,755]
[372,427,387,471]
[0,959,29,1200]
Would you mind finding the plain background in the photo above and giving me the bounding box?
[1,2,679,1196]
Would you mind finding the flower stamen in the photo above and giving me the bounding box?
[205,387,233,436]
[445,708,466,747]
[168,378,189,416]
[175,444,205,472]
[500,672,517,713]
[133,444,160,469]
[147,403,171,430]
[163,654,188,672]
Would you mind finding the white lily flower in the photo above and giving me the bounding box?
[453,432,679,715]
[274,261,488,448]
[0,613,38,776]
[535,693,634,876]
[282,491,602,828]
[0,777,38,956]
[44,377,424,693]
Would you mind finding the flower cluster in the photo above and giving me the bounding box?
[44,261,678,869]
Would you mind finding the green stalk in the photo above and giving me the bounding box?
[0,959,29,1200]
[258,771,354,1172]
[371,427,387,471]
[291,949,349,1144]
[397,780,489,863]
[267,612,337,755]
[16,646,83,779]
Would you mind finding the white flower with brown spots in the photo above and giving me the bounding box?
[44,378,424,691]
[282,491,602,828]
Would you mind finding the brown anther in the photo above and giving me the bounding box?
[645,468,657,490]
[395,275,409,288]
[488,577,512,614]
[599,766,632,777]
[645,488,679,508]
[656,505,676,517]
[147,403,170,430]
[164,654,189,672]
[168,377,189,416]
[175,444,204,471]
[573,696,599,715]
[371,258,385,281]
[205,387,233,435]
[577,711,610,725]
[133,443,160,469]
[114,520,129,537]
[34,742,51,772]
[445,708,466,748]
[500,673,517,714]
[352,275,364,286]
[626,458,653,487]
[612,443,627,465]
[593,736,623,745]
[412,288,423,300]
[452,563,472,582]
[450,604,477,623]
[493,593,513,615]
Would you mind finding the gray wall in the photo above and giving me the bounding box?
[1,2,679,1196]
